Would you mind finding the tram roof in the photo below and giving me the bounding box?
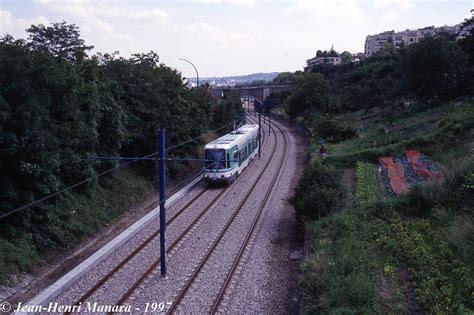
[205,124,259,150]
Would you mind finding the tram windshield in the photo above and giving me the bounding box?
[205,149,226,170]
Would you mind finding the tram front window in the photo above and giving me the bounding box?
[205,149,226,170]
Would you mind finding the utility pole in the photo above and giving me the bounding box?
[157,128,167,277]
[268,110,271,135]
[258,110,261,158]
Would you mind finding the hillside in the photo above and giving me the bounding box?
[293,99,473,313]
[272,15,474,313]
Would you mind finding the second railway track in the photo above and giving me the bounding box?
[49,114,273,313]
[166,118,288,313]
[40,115,278,314]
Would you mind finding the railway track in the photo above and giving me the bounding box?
[167,119,288,313]
[65,185,216,312]
[58,114,270,312]
[107,116,278,313]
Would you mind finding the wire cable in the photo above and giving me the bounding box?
[0,118,246,220]
[0,151,158,220]
[166,119,244,152]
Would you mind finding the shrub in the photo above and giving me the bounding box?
[310,115,357,143]
[0,235,40,283]
[374,213,474,313]
[300,211,382,314]
[290,163,344,220]
[404,158,473,216]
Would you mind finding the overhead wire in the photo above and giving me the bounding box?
[0,118,246,220]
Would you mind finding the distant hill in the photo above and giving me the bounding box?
[186,72,280,86]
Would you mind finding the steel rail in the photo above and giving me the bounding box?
[210,120,289,313]
[66,185,210,312]
[167,118,281,313]
[65,114,267,314]
[112,115,267,308]
[110,186,230,310]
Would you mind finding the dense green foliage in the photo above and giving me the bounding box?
[0,22,244,283]
[284,72,331,119]
[292,14,474,313]
[300,209,382,314]
[290,163,344,221]
[405,37,469,102]
[284,18,473,121]
[295,101,474,313]
[309,115,356,143]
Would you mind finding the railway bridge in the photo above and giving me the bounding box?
[209,84,296,103]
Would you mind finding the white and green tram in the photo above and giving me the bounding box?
[204,124,259,184]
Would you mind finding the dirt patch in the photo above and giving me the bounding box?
[398,268,425,314]
[379,274,398,314]
[3,168,201,307]
[379,268,425,314]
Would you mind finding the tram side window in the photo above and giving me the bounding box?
[253,139,258,150]
[233,151,239,164]
[240,148,247,162]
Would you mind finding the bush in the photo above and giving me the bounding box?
[310,115,356,143]
[0,235,40,283]
[300,211,382,314]
[404,158,473,216]
[374,212,474,313]
[290,163,344,220]
[0,169,153,284]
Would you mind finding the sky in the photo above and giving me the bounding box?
[0,0,472,78]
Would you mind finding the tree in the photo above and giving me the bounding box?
[212,90,245,132]
[272,71,304,85]
[249,79,267,87]
[458,12,474,67]
[26,21,93,64]
[328,48,338,57]
[340,51,352,64]
[406,36,468,102]
[284,73,331,119]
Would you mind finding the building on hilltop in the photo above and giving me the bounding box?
[364,23,469,57]
[304,56,342,71]
[304,46,365,72]
[304,46,346,72]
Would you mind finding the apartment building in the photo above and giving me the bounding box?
[365,24,465,57]
[304,56,342,71]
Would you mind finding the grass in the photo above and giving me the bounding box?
[323,99,473,158]
[297,97,474,314]
[0,168,153,284]
[373,209,474,313]
[300,209,382,314]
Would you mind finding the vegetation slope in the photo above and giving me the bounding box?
[270,14,474,314]
[0,22,244,283]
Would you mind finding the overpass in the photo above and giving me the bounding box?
[209,85,296,103]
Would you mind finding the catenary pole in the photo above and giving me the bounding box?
[258,110,261,158]
[158,128,167,277]
[268,110,271,135]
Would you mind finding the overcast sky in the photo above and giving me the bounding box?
[1,0,472,77]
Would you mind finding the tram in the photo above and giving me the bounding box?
[204,124,259,184]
